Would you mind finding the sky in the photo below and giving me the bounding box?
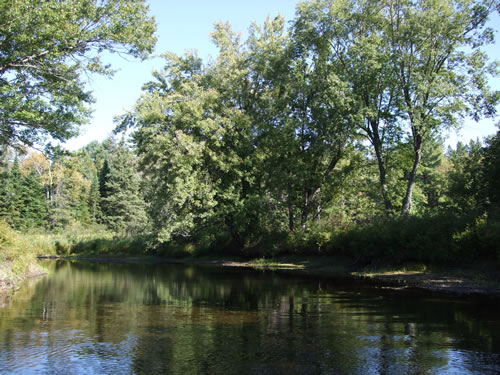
[64,0,500,150]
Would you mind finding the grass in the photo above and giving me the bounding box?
[248,257,306,270]
[23,224,114,256]
[3,220,499,296]
[0,221,43,287]
[353,263,429,278]
[21,224,151,258]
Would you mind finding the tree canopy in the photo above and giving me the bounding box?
[0,0,157,149]
[1,0,499,263]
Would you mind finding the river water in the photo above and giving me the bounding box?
[0,260,499,374]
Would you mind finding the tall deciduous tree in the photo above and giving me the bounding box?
[295,0,499,215]
[253,14,356,231]
[387,0,499,215]
[0,0,156,149]
[121,17,358,248]
[293,0,402,214]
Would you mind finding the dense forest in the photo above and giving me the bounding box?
[1,0,499,266]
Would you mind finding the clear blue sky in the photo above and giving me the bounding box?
[65,0,500,150]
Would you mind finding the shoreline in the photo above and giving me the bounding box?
[0,261,47,296]
[36,254,500,298]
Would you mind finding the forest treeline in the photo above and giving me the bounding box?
[1,132,498,262]
[1,0,500,265]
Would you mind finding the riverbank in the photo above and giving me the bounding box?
[38,254,500,297]
[0,261,46,295]
[0,222,47,295]
[172,256,500,297]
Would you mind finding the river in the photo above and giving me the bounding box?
[0,260,499,374]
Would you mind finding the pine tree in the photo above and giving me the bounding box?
[19,172,47,229]
[100,142,148,235]
[99,159,111,203]
[3,157,24,229]
[89,174,102,224]
[0,152,11,221]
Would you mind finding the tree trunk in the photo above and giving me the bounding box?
[288,193,295,233]
[301,187,321,229]
[300,149,342,229]
[227,220,244,249]
[402,132,423,216]
[372,125,393,213]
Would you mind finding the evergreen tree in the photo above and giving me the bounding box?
[19,172,47,228]
[99,159,111,204]
[89,174,101,224]
[100,141,147,235]
[2,157,24,229]
[0,152,10,220]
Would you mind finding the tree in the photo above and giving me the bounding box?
[387,0,499,215]
[292,0,499,216]
[417,137,448,213]
[18,171,47,229]
[73,146,103,223]
[0,0,156,149]
[99,140,148,235]
[126,50,229,243]
[481,130,500,211]
[246,15,357,232]
[447,140,484,213]
[121,16,360,250]
[293,0,403,214]
[0,156,23,228]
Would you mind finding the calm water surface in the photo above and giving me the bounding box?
[0,260,499,374]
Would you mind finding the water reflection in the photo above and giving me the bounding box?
[0,261,499,374]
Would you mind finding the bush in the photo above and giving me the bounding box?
[328,212,483,265]
[454,214,500,262]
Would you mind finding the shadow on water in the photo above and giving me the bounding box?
[0,260,499,374]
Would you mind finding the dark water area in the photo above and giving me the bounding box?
[0,261,499,374]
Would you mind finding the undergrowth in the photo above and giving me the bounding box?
[0,220,38,278]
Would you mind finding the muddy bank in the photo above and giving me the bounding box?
[40,254,500,298]
[172,257,500,297]
[0,261,47,295]
[354,271,500,296]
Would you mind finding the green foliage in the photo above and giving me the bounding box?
[331,213,473,264]
[293,0,499,215]
[0,155,47,230]
[99,139,148,235]
[0,0,157,149]
[453,214,500,261]
[19,223,148,257]
[123,15,359,249]
[0,220,38,277]
[19,172,47,228]
[0,0,498,269]
[0,157,23,227]
[447,140,486,213]
[482,131,500,208]
[416,138,449,213]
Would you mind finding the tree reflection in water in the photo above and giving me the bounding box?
[0,260,499,374]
